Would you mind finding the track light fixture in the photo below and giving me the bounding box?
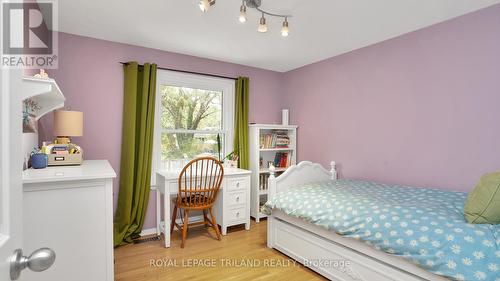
[199,0,215,12]
[281,17,289,37]
[197,0,291,36]
[239,2,247,23]
[258,13,267,33]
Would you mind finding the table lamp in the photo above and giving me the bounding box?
[46,110,84,166]
[53,110,83,144]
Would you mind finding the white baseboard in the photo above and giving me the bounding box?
[140,215,205,237]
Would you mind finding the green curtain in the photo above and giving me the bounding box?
[113,62,157,247]
[233,77,250,169]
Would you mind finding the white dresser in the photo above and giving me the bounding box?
[22,160,116,281]
[156,167,251,247]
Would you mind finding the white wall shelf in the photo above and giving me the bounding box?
[249,124,297,223]
[260,148,294,152]
[259,167,287,173]
[16,74,65,168]
[21,77,65,121]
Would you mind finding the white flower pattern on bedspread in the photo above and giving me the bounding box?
[262,179,500,281]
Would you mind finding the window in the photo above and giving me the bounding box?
[154,70,234,171]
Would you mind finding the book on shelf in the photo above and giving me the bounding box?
[259,130,290,149]
[273,152,291,168]
[259,173,269,190]
[275,131,290,148]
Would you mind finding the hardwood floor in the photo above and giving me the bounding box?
[114,220,326,281]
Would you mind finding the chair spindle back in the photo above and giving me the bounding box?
[177,157,224,209]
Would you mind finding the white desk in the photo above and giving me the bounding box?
[155,167,252,248]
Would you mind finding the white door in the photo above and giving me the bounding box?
[0,69,55,280]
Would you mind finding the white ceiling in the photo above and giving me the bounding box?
[55,0,500,72]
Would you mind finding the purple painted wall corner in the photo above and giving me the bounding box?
[283,4,500,191]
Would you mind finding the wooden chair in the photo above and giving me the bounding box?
[170,157,224,248]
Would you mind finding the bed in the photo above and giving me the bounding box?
[263,161,500,281]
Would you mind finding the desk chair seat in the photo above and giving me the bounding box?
[170,157,224,248]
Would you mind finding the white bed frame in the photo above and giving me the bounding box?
[266,161,448,281]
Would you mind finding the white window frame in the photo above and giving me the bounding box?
[152,69,235,174]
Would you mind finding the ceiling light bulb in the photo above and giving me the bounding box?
[239,4,247,23]
[281,18,289,37]
[199,0,209,12]
[199,0,215,12]
[258,14,267,33]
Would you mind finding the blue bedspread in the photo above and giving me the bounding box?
[263,179,500,281]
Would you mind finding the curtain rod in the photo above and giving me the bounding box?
[119,62,237,81]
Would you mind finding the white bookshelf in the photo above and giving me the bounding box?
[249,124,297,222]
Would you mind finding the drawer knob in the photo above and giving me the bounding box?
[236,182,240,187]
[236,196,240,201]
[236,212,240,217]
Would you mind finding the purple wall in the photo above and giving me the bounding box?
[39,32,284,229]
[283,5,500,192]
[42,4,500,231]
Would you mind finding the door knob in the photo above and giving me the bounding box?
[10,248,56,280]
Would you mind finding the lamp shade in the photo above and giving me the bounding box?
[53,110,83,137]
